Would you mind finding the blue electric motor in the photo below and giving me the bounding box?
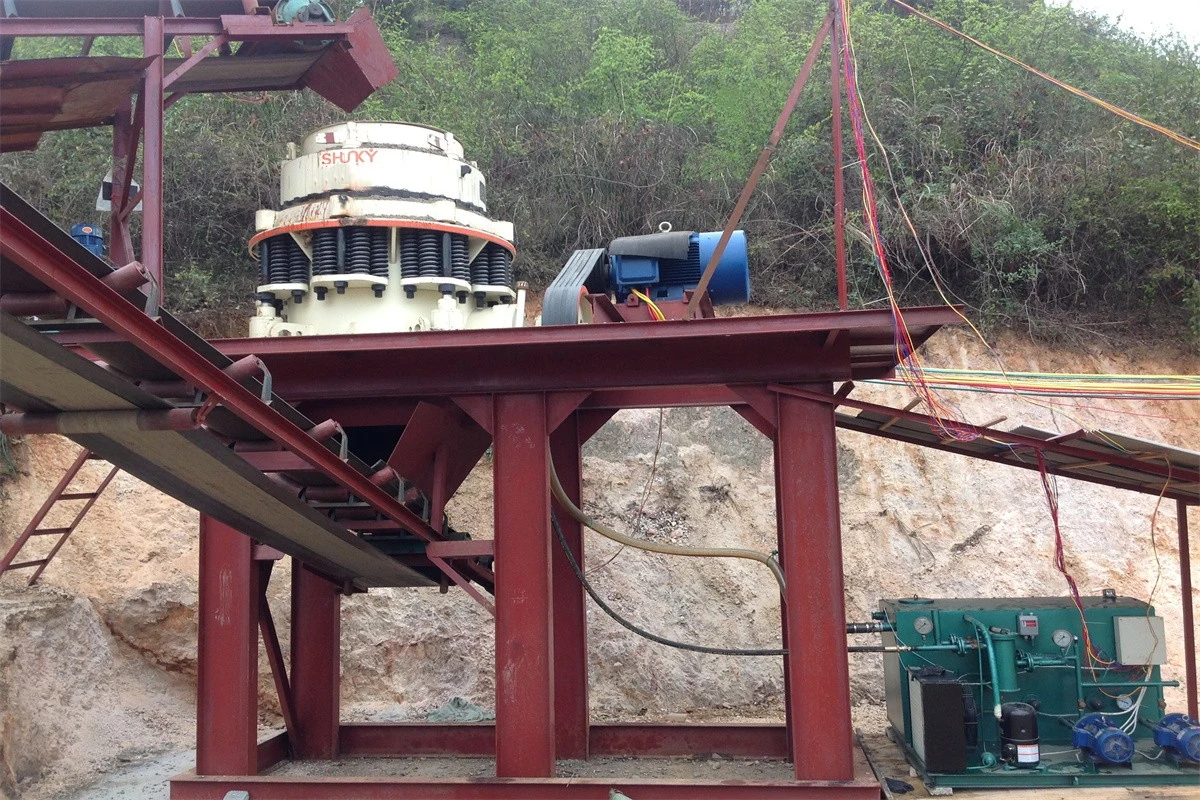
[1153,713,1200,762]
[1072,714,1134,764]
[273,0,335,24]
[70,223,105,259]
[607,229,750,306]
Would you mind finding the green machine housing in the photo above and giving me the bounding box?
[878,596,1196,788]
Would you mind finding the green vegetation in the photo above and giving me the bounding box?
[3,0,1197,336]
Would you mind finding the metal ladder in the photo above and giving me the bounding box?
[0,448,120,585]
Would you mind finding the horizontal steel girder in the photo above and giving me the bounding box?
[169,777,881,799]
[337,723,790,759]
[213,306,959,400]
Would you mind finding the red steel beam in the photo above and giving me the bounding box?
[1180,500,1197,720]
[340,723,495,757]
[773,433,794,756]
[0,19,226,36]
[492,393,555,777]
[109,94,134,265]
[291,562,342,760]
[0,17,358,38]
[256,732,289,774]
[425,540,494,558]
[142,16,165,308]
[196,515,259,776]
[583,386,742,409]
[775,389,854,780]
[257,562,297,746]
[163,33,227,90]
[687,12,833,317]
[170,777,880,799]
[0,205,443,544]
[337,723,790,758]
[213,306,958,400]
[589,723,788,759]
[551,413,589,760]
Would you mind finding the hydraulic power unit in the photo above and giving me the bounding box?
[875,596,1198,789]
[248,121,523,336]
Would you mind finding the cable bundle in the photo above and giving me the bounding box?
[880,368,1200,401]
[834,0,975,441]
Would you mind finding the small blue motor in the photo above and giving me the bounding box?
[1072,714,1134,764]
[607,229,750,306]
[273,0,335,24]
[273,0,335,50]
[1153,713,1200,762]
[70,223,105,259]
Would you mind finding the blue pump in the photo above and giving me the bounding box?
[1153,713,1200,762]
[607,229,750,306]
[1072,714,1134,764]
[70,223,105,259]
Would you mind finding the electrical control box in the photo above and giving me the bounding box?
[1114,616,1167,665]
[877,596,1190,790]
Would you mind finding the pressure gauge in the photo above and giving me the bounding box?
[1116,695,1135,711]
[913,616,934,636]
[1052,629,1074,649]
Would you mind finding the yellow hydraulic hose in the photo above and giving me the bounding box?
[547,453,787,596]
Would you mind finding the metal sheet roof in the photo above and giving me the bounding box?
[0,57,151,152]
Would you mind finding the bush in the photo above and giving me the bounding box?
[1,0,1196,336]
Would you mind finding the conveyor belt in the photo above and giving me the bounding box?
[0,311,430,588]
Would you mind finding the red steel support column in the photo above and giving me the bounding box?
[1179,500,1197,720]
[493,393,555,777]
[551,412,589,760]
[109,96,133,266]
[774,389,854,780]
[142,16,165,306]
[290,560,342,759]
[196,515,260,776]
[773,451,794,756]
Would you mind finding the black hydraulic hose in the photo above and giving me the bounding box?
[551,509,787,657]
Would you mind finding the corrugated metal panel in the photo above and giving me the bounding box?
[0,57,151,152]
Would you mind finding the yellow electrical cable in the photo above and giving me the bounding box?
[888,0,1200,153]
[848,24,1195,428]
[547,450,787,596]
[630,288,666,320]
[881,369,1200,399]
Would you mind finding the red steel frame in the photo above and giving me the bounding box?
[1181,500,1197,721]
[3,6,1195,800]
[172,385,881,798]
[0,9,391,303]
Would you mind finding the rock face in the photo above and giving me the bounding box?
[1,327,1196,796]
